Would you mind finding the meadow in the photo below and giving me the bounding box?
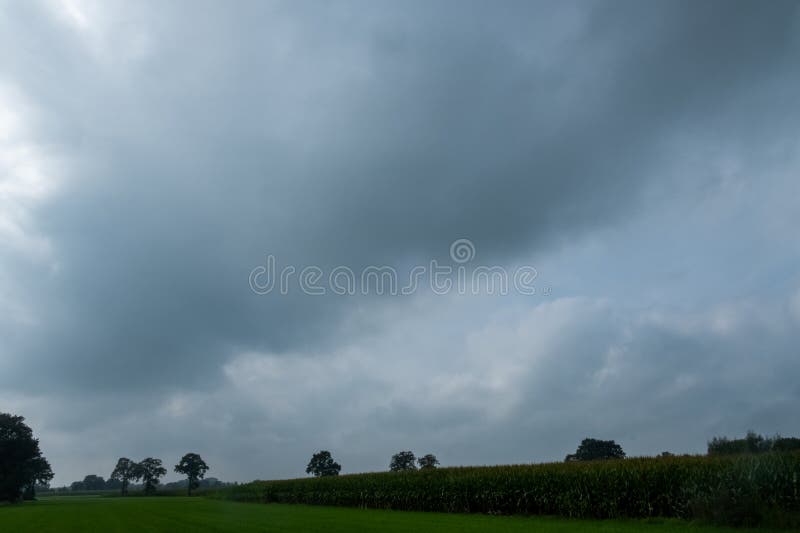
[0,496,788,533]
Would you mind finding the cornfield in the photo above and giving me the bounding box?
[211,453,800,520]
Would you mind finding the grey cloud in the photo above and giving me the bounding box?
[1,0,799,484]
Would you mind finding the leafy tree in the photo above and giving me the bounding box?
[70,480,85,491]
[0,413,54,502]
[390,451,417,471]
[174,453,209,495]
[305,451,341,477]
[110,458,140,496]
[417,454,440,470]
[137,458,167,494]
[566,438,626,462]
[82,474,106,491]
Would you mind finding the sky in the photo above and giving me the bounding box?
[1,0,799,486]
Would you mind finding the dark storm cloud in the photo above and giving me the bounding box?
[3,0,798,391]
[1,0,800,484]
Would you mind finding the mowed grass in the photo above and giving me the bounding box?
[0,496,785,532]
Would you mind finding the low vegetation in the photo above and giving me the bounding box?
[0,497,788,533]
[213,452,800,527]
[4,411,800,528]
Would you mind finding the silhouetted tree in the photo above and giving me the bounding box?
[0,413,54,502]
[137,458,167,494]
[110,458,140,496]
[82,474,106,491]
[390,451,417,471]
[306,451,341,477]
[417,454,439,470]
[174,453,209,496]
[566,438,626,462]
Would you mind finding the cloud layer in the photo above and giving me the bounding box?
[1,0,799,485]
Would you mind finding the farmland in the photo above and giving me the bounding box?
[0,497,788,533]
[212,453,800,524]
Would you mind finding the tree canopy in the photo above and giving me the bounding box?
[110,457,140,496]
[82,474,106,491]
[417,454,440,470]
[306,451,341,477]
[137,457,167,494]
[390,451,417,471]
[174,453,210,495]
[0,413,53,502]
[565,438,626,462]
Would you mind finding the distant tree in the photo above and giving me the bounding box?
[0,413,54,502]
[305,451,341,477]
[708,436,744,455]
[105,477,122,490]
[163,477,229,491]
[708,431,798,455]
[110,458,141,496]
[658,451,674,458]
[417,454,439,470]
[137,458,167,494]
[390,451,417,471]
[743,430,769,453]
[773,437,800,452]
[82,474,106,491]
[70,480,86,491]
[567,438,626,462]
[174,453,209,496]
[199,477,225,488]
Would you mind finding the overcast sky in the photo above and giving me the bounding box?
[2,0,799,486]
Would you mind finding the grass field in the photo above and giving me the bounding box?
[0,496,787,532]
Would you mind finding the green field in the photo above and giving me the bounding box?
[0,497,785,532]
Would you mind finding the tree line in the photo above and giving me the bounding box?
[708,431,800,456]
[3,410,799,503]
[39,454,211,498]
[62,473,229,493]
[107,453,210,496]
[304,450,441,477]
[0,412,213,501]
[305,432,800,478]
[304,441,631,477]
